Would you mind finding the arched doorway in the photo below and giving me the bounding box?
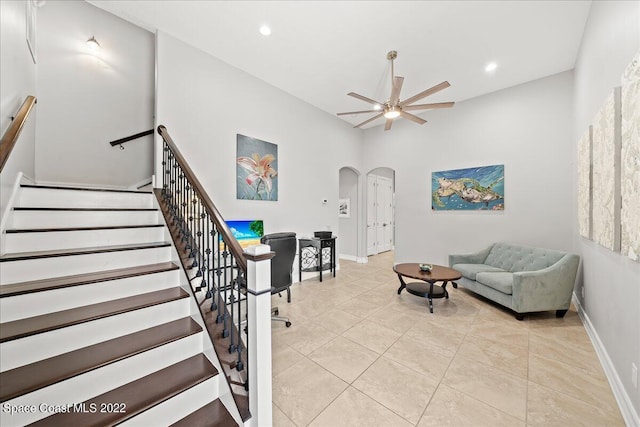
[366,167,395,256]
[338,167,360,261]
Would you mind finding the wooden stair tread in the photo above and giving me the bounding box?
[20,184,151,194]
[0,317,202,402]
[0,241,171,262]
[30,354,218,427]
[0,262,179,297]
[6,224,163,233]
[0,287,189,343]
[170,399,238,427]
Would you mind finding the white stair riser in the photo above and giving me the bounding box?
[4,227,166,253]
[2,333,203,426]
[119,376,220,427]
[11,210,160,229]
[0,298,190,372]
[0,270,180,322]
[0,246,172,284]
[18,188,153,209]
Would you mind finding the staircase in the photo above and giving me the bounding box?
[0,184,239,426]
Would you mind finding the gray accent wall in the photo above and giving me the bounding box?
[155,32,364,260]
[362,70,575,266]
[573,0,640,419]
[35,1,154,188]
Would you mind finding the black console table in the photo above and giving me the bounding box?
[298,236,337,282]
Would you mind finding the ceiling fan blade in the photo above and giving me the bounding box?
[389,76,404,105]
[337,109,381,116]
[354,112,384,128]
[403,101,455,111]
[399,81,451,108]
[384,119,393,131]
[400,111,427,125]
[348,92,384,108]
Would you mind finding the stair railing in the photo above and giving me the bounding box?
[156,125,273,425]
[0,95,37,172]
[108,129,153,150]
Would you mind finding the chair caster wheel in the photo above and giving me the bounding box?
[273,309,279,316]
[285,321,292,328]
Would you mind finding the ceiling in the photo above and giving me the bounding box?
[88,0,592,129]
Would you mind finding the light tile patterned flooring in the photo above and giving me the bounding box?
[270,251,624,426]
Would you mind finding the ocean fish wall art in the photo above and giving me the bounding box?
[432,164,504,211]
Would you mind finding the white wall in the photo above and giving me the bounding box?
[0,0,38,237]
[573,1,640,420]
[339,167,359,259]
[362,71,575,266]
[156,32,363,259]
[35,0,154,188]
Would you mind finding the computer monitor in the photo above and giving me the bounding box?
[224,220,264,249]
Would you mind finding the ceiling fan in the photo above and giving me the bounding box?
[337,51,455,131]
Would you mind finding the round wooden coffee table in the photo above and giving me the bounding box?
[393,263,462,313]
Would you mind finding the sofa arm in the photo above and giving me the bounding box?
[511,253,580,313]
[449,244,494,267]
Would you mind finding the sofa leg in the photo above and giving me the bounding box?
[556,309,567,318]
[515,313,524,321]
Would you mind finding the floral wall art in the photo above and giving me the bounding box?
[236,134,278,201]
[621,51,640,261]
[432,164,504,211]
[591,88,621,252]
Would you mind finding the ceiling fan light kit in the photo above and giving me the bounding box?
[337,50,455,131]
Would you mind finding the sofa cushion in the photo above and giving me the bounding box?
[484,242,566,272]
[476,271,514,295]
[452,264,506,281]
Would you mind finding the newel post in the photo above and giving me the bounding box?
[243,244,274,427]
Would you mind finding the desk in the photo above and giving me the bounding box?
[298,237,337,282]
[393,263,462,313]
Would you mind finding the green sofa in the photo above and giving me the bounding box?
[449,242,580,320]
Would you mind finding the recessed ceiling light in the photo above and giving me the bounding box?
[373,104,382,110]
[259,25,272,36]
[485,62,497,73]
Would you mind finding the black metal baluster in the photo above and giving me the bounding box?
[236,267,245,373]
[228,251,237,354]
[204,212,213,301]
[221,242,230,338]
[162,144,168,200]
[215,229,224,318]
[191,195,199,270]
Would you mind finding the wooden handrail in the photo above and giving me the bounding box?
[0,96,37,172]
[109,129,153,148]
[157,125,247,271]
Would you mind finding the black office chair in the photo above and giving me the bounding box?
[260,232,296,328]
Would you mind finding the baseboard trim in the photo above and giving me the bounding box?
[573,294,640,427]
[339,254,368,264]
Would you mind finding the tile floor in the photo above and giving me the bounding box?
[270,251,625,426]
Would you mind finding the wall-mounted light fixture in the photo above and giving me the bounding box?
[86,36,100,51]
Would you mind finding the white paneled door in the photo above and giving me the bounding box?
[367,175,394,255]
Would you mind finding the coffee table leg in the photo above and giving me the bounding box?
[428,282,434,313]
[442,281,449,299]
[396,274,407,295]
